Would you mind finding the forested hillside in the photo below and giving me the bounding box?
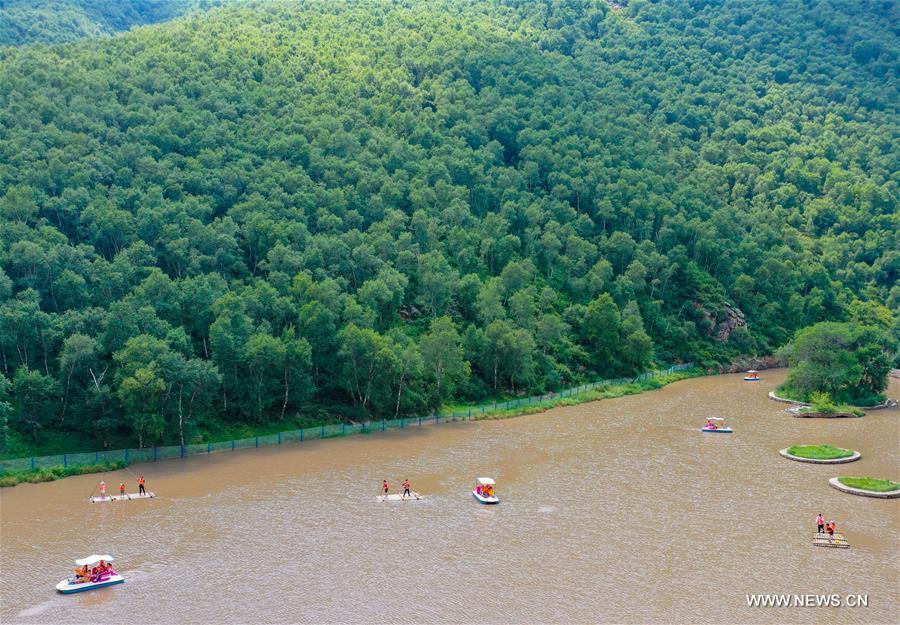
[0,0,896,453]
[0,0,222,47]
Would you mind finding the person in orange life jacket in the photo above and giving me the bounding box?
[119,483,126,496]
[74,564,90,583]
[382,480,390,495]
[138,476,146,495]
[402,479,411,498]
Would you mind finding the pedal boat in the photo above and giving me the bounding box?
[472,477,499,504]
[701,417,732,433]
[57,555,124,594]
[743,370,760,381]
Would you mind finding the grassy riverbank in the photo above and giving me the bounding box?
[836,477,900,493]
[459,369,702,421]
[0,367,703,487]
[0,461,125,488]
[786,445,856,460]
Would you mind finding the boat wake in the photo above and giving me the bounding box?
[17,599,56,618]
[538,505,557,513]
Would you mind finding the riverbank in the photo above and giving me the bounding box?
[0,367,702,487]
[0,461,125,488]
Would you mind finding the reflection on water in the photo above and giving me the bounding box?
[1,370,897,624]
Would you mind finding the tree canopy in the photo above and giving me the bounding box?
[0,0,896,451]
[780,321,894,405]
[0,0,222,47]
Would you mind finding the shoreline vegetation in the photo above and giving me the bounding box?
[769,389,867,416]
[0,461,126,488]
[785,445,856,460]
[0,367,701,487]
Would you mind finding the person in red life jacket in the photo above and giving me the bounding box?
[826,521,836,538]
[119,483,126,496]
[382,480,390,496]
[816,513,825,534]
[95,560,110,582]
[138,476,146,495]
[402,479,411,498]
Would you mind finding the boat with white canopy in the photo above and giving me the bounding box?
[56,555,124,594]
[701,417,732,433]
[472,477,499,504]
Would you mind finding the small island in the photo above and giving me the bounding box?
[829,477,900,499]
[780,445,860,464]
[776,321,892,409]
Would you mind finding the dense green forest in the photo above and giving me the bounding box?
[0,0,225,47]
[0,0,897,454]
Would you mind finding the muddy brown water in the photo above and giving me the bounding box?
[1,370,898,624]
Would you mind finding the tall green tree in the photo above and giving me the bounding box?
[419,316,470,408]
[10,366,60,441]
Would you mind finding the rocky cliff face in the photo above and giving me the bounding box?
[693,301,748,342]
[713,303,747,342]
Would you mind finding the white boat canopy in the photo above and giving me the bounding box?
[74,555,114,566]
[476,477,495,485]
[746,370,758,373]
[707,417,725,421]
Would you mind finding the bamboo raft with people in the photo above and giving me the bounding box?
[89,477,154,503]
[90,492,156,503]
[812,532,850,548]
[376,479,422,501]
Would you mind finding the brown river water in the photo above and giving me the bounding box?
[1,370,898,624]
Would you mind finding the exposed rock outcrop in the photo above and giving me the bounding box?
[713,303,746,342]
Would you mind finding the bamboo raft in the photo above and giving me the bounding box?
[376,492,423,502]
[90,492,155,503]
[813,532,849,549]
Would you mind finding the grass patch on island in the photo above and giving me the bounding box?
[786,444,856,460]
[837,477,900,492]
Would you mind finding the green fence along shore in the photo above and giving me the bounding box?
[0,364,694,477]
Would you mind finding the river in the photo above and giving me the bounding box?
[1,370,898,624]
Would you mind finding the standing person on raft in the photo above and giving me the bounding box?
[382,480,390,497]
[119,483,126,497]
[138,476,146,495]
[816,513,825,534]
[402,479,412,499]
[99,481,107,499]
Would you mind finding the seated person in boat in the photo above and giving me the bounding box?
[74,564,91,583]
[485,486,494,497]
[705,419,717,429]
[92,560,112,582]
